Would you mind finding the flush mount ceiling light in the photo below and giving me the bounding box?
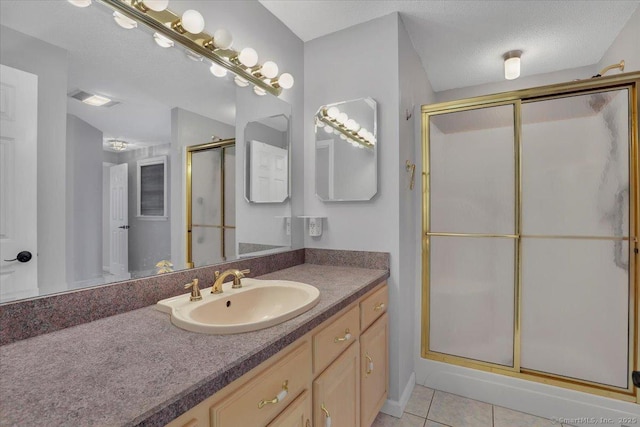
[92,0,294,97]
[109,139,128,151]
[503,50,522,80]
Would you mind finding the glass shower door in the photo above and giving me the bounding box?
[427,103,518,367]
[520,89,633,389]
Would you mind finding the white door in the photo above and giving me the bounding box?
[0,64,38,302]
[109,163,129,277]
[249,140,288,202]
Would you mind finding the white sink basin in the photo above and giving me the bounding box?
[156,278,320,334]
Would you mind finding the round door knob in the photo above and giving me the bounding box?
[4,251,33,263]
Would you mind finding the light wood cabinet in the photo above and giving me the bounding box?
[360,313,388,427]
[165,282,388,427]
[266,390,312,427]
[313,342,360,427]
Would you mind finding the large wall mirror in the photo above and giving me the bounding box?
[0,1,292,303]
[314,97,377,201]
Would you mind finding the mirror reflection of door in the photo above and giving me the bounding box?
[108,163,129,280]
[0,64,38,302]
[249,140,288,202]
[187,139,236,268]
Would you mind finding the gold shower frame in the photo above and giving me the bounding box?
[421,72,640,403]
[186,139,236,268]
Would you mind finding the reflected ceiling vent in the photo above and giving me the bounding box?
[68,90,120,107]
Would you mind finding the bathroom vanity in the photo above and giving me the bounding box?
[0,261,389,426]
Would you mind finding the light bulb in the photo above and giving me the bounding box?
[339,134,347,140]
[68,0,91,6]
[238,48,258,67]
[181,10,205,34]
[277,73,294,89]
[210,63,227,78]
[323,126,333,134]
[357,128,367,137]
[185,50,203,61]
[213,29,233,49]
[316,120,325,128]
[337,112,348,124]
[504,57,520,80]
[234,76,249,87]
[327,107,339,119]
[153,32,174,48]
[357,144,364,149]
[261,61,279,79]
[142,0,168,11]
[113,11,137,29]
[345,119,357,131]
[253,85,266,96]
[333,129,340,135]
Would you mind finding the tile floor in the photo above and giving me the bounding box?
[372,385,572,427]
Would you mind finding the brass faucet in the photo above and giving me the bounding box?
[184,278,202,301]
[211,269,250,294]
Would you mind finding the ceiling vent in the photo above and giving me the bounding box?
[68,89,120,107]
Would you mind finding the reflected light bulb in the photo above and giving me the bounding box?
[113,11,137,29]
[261,61,278,79]
[327,107,339,119]
[238,48,258,67]
[213,29,233,49]
[278,73,294,89]
[142,0,168,11]
[234,76,249,87]
[345,119,357,131]
[316,120,325,128]
[68,0,91,6]
[323,125,333,134]
[181,10,205,34]
[210,63,227,78]
[339,134,347,140]
[153,32,174,48]
[337,112,348,124]
[253,85,266,96]
[357,128,367,137]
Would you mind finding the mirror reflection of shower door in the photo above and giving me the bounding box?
[427,103,518,367]
[187,140,235,268]
[520,89,632,389]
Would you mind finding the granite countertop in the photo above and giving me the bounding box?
[0,263,388,427]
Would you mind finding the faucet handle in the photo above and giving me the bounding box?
[184,279,202,302]
[214,271,220,280]
[239,269,250,277]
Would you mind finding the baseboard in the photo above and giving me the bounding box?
[380,372,415,418]
[416,359,640,427]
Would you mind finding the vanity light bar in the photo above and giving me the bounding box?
[317,109,376,148]
[94,0,293,96]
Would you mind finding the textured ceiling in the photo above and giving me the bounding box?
[259,0,640,91]
[0,1,236,148]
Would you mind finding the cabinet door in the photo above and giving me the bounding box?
[267,390,312,427]
[360,314,388,427]
[313,342,359,427]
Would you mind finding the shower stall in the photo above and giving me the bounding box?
[421,73,639,402]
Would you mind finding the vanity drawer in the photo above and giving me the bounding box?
[360,283,387,331]
[313,305,360,374]
[211,341,311,427]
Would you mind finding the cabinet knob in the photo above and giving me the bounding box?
[334,329,352,343]
[257,380,288,409]
[365,353,374,376]
[374,302,385,311]
[321,403,332,427]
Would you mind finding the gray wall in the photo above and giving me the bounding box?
[597,6,640,73]
[304,13,405,402]
[245,121,287,149]
[66,115,103,286]
[117,145,172,276]
[170,107,235,268]
[0,25,68,294]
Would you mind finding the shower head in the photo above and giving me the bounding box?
[588,93,608,113]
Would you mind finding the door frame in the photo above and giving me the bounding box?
[421,72,640,402]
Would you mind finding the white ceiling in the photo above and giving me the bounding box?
[0,1,237,149]
[259,0,640,92]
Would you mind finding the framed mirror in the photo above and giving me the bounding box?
[244,114,290,203]
[314,97,377,201]
[0,1,292,303]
